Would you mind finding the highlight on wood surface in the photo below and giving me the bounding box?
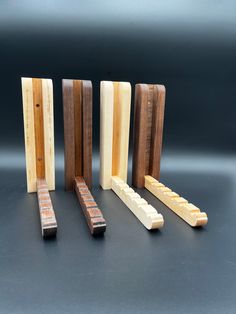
[63,79,106,235]
[132,82,208,227]
[21,77,57,238]
[145,176,208,227]
[100,81,164,230]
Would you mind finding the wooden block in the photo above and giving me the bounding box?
[112,82,131,182]
[32,78,45,179]
[22,77,55,193]
[116,82,131,181]
[100,81,114,189]
[73,80,83,177]
[62,79,75,191]
[145,175,208,227]
[82,80,93,189]
[42,79,55,191]
[21,78,37,193]
[111,176,164,230]
[37,178,57,237]
[75,177,106,235]
[132,83,166,187]
[132,84,149,188]
[149,85,166,180]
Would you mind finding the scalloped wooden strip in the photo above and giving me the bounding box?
[145,175,208,227]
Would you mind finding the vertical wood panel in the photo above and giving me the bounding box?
[62,79,75,190]
[100,81,114,189]
[112,82,120,176]
[145,85,154,174]
[116,82,131,182]
[42,79,55,191]
[149,85,166,180]
[82,80,92,189]
[132,84,149,188]
[32,78,45,179]
[21,77,37,193]
[73,80,83,177]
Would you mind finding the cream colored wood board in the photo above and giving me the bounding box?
[100,81,114,189]
[111,176,164,230]
[42,79,55,191]
[145,175,208,227]
[21,77,37,193]
[115,82,131,182]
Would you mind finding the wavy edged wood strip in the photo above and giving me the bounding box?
[111,176,164,230]
[145,175,208,227]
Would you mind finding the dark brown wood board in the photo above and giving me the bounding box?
[82,80,92,189]
[62,79,106,235]
[62,79,76,191]
[149,85,166,179]
[132,83,166,188]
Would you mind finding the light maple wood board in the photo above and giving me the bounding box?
[112,176,164,230]
[42,79,55,191]
[100,81,114,189]
[21,78,37,193]
[115,82,131,182]
[22,77,55,193]
[145,176,208,227]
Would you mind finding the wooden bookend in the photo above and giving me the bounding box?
[100,81,164,230]
[62,79,106,235]
[21,77,57,238]
[132,83,208,227]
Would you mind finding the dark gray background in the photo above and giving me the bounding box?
[0,1,236,313]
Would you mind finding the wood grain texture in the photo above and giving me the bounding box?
[82,80,93,189]
[42,79,55,191]
[100,81,114,189]
[75,177,106,235]
[21,78,37,193]
[112,82,120,176]
[32,78,45,179]
[73,80,83,177]
[116,82,131,182]
[37,178,57,237]
[145,175,208,227]
[149,85,166,180]
[132,84,149,188]
[62,79,75,191]
[132,83,166,186]
[111,176,164,230]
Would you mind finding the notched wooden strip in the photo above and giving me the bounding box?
[37,178,57,238]
[75,176,106,235]
[145,175,208,227]
[111,176,164,230]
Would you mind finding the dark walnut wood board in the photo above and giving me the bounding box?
[62,79,106,235]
